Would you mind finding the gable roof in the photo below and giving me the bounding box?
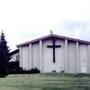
[17,34,90,47]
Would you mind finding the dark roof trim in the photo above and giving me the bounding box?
[17,34,90,47]
[10,49,19,56]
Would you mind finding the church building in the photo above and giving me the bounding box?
[17,33,90,73]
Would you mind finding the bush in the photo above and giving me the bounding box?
[61,71,65,74]
[29,68,40,73]
[9,61,20,74]
[9,67,40,74]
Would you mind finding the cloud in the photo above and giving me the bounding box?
[55,20,89,39]
[0,0,90,51]
[62,21,87,30]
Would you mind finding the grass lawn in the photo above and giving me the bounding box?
[0,73,90,90]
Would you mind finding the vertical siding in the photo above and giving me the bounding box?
[79,44,88,73]
[19,47,23,68]
[55,39,65,72]
[76,42,80,73]
[64,39,69,73]
[22,46,29,70]
[28,44,33,70]
[19,37,90,73]
[32,43,40,70]
[42,39,65,73]
[39,40,43,72]
[87,45,90,73]
[68,41,76,73]
[43,40,53,72]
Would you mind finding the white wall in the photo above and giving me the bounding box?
[79,44,88,73]
[22,46,29,70]
[20,42,41,71]
[55,39,65,72]
[87,45,90,73]
[32,42,40,70]
[42,39,65,73]
[19,38,90,73]
[68,41,76,73]
[43,40,53,72]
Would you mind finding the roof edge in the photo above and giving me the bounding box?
[17,34,90,47]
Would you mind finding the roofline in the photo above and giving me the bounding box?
[17,34,90,47]
[10,49,19,55]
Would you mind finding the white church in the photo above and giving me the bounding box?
[11,32,90,73]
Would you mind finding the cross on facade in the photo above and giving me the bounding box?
[47,37,61,63]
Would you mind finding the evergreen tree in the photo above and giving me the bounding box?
[0,31,10,76]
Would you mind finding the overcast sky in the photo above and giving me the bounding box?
[0,0,90,51]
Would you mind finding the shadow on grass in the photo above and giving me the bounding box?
[0,74,8,78]
[41,87,90,90]
[22,87,90,90]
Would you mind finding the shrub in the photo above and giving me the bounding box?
[29,68,40,73]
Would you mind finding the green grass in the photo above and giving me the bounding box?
[0,73,90,90]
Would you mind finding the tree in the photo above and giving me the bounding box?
[0,31,10,76]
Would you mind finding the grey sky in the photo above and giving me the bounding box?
[0,0,90,50]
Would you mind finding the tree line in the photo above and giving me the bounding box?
[0,31,10,77]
